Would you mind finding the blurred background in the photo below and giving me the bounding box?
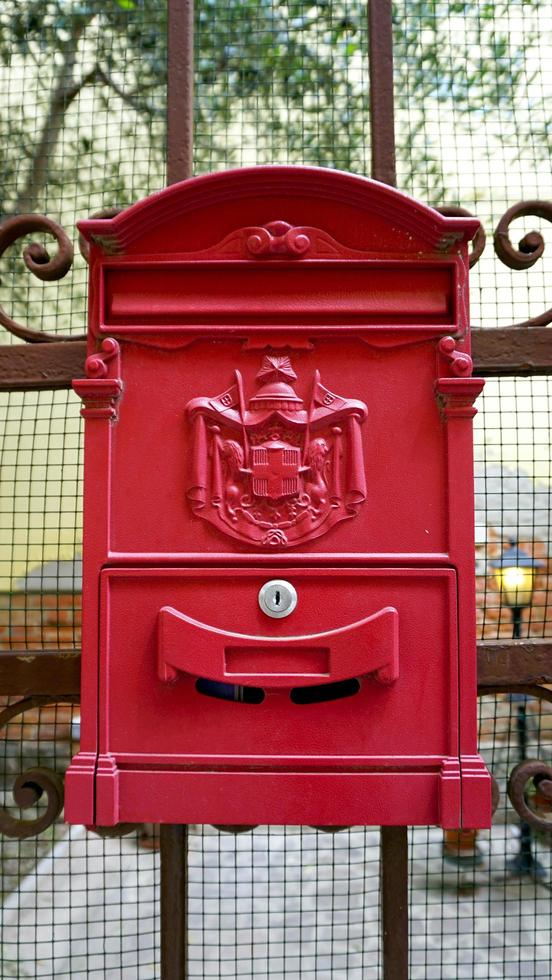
[0,2,551,977]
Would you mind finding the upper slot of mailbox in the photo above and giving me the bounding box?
[103,261,454,331]
[79,167,478,338]
[80,167,478,341]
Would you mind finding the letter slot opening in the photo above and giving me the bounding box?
[290,678,361,704]
[196,678,265,704]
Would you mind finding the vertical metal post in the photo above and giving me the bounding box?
[507,605,544,878]
[167,0,195,184]
[369,4,406,971]
[367,0,397,186]
[163,2,193,972]
[381,826,409,980]
[161,824,189,979]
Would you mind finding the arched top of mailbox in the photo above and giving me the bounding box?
[78,166,479,258]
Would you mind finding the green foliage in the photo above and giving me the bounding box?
[0,0,548,217]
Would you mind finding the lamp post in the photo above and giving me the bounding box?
[490,539,545,878]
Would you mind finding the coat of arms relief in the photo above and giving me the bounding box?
[186,355,367,547]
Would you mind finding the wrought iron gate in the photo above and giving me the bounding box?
[0,2,551,977]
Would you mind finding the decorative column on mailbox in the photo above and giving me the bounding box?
[65,166,491,830]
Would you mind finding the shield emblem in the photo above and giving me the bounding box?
[251,439,301,500]
[185,354,368,547]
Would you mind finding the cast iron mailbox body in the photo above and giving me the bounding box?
[65,166,491,829]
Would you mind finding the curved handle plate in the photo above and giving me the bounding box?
[158,605,399,688]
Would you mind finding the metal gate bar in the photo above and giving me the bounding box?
[381,827,409,980]
[163,4,193,975]
[368,0,396,187]
[368,5,409,977]
[167,0,195,184]
[161,825,189,979]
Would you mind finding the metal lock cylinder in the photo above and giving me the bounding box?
[258,580,297,619]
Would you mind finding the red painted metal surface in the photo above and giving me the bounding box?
[64,165,491,828]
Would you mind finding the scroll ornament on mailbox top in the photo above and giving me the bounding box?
[185,355,367,547]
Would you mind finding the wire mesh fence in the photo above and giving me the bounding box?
[0,0,166,342]
[0,0,551,977]
[393,0,552,333]
[411,694,552,980]
[1,696,552,977]
[474,378,552,640]
[0,700,160,979]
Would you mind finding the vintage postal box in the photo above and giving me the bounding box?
[65,166,491,829]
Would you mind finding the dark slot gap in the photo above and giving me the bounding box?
[290,678,361,704]
[195,678,265,704]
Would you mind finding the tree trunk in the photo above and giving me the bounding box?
[13,19,93,214]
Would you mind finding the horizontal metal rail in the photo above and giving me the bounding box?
[1,641,550,696]
[1,328,551,392]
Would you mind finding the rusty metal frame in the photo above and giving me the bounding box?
[368,0,396,187]
[0,0,550,977]
[3,330,552,392]
[5,640,551,698]
[381,826,409,980]
[167,0,194,184]
[160,824,189,979]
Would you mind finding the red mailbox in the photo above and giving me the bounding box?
[65,166,491,829]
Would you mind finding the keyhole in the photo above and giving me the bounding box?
[258,580,297,619]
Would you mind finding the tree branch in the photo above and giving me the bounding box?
[12,18,94,214]
[96,67,164,117]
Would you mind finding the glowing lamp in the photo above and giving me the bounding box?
[491,541,542,610]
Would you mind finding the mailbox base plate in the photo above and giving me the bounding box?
[65,753,491,829]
